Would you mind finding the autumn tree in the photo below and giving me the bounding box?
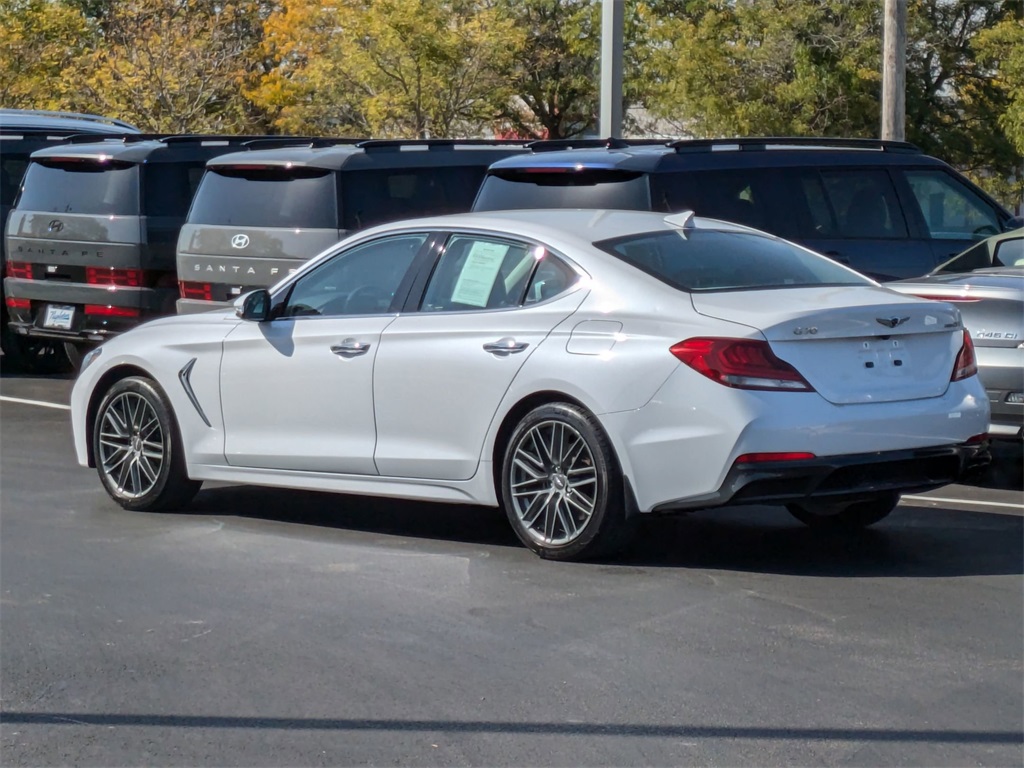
[252,0,522,138]
[67,0,270,133]
[0,0,96,110]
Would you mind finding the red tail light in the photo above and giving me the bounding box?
[6,261,34,280]
[179,281,213,301]
[670,338,813,391]
[86,267,143,287]
[84,304,140,317]
[5,297,30,310]
[952,330,977,381]
[734,452,817,463]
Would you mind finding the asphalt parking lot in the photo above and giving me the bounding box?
[1,370,1021,767]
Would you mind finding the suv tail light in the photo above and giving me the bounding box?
[86,267,143,287]
[951,330,977,381]
[670,338,813,391]
[180,281,213,301]
[6,261,34,280]
[5,297,30,310]
[84,304,140,317]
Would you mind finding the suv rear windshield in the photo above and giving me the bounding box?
[17,159,138,215]
[595,229,871,292]
[188,166,338,228]
[474,169,651,211]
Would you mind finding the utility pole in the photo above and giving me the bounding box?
[881,0,907,141]
[600,0,624,138]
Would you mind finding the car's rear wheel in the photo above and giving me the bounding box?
[93,376,200,511]
[786,491,900,531]
[501,403,633,561]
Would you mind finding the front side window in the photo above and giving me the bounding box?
[421,235,567,312]
[278,233,427,318]
[903,169,1002,240]
[595,229,871,292]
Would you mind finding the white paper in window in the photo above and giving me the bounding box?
[450,241,509,307]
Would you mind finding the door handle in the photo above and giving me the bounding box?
[483,337,529,356]
[330,338,371,358]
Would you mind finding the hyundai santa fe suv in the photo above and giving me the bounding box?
[4,134,263,367]
[176,139,529,313]
[1,109,140,372]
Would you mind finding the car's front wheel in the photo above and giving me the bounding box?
[501,403,634,561]
[93,376,201,511]
[786,491,900,531]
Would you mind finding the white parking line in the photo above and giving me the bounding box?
[0,395,71,411]
[903,495,1023,510]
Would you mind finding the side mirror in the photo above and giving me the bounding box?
[235,289,271,321]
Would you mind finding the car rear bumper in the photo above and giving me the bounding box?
[651,441,990,513]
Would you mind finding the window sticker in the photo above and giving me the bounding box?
[450,241,509,307]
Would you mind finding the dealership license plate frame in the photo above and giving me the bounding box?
[43,304,75,330]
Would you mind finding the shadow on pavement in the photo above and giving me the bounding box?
[183,484,1022,578]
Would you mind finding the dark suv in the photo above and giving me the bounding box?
[473,137,1019,280]
[176,139,529,312]
[1,109,140,372]
[4,134,264,366]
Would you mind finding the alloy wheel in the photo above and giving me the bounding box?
[508,419,599,547]
[98,391,165,500]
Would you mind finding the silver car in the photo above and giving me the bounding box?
[888,229,1023,440]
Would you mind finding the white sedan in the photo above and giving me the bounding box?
[71,210,990,561]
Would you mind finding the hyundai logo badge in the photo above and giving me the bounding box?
[231,234,250,249]
[876,316,909,329]
[47,220,64,233]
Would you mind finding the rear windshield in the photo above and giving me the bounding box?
[473,169,651,212]
[594,229,872,292]
[340,166,489,229]
[188,166,338,228]
[16,159,139,215]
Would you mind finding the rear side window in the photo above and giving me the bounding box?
[341,167,489,230]
[800,169,908,239]
[143,163,207,218]
[652,169,786,235]
[473,169,651,212]
[421,235,540,311]
[902,169,1002,240]
[16,159,138,215]
[1,156,28,206]
[188,166,338,228]
[595,229,871,292]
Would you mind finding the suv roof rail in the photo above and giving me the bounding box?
[159,134,272,145]
[240,137,365,150]
[64,132,171,144]
[668,136,922,154]
[355,138,533,151]
[0,108,139,131]
[527,137,670,152]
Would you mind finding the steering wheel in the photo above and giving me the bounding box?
[344,285,389,314]
[973,224,999,237]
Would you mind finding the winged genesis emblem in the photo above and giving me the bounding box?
[876,316,910,329]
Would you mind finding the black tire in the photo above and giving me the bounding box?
[0,324,73,374]
[501,402,634,561]
[92,376,201,511]
[63,342,94,373]
[786,491,900,531]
